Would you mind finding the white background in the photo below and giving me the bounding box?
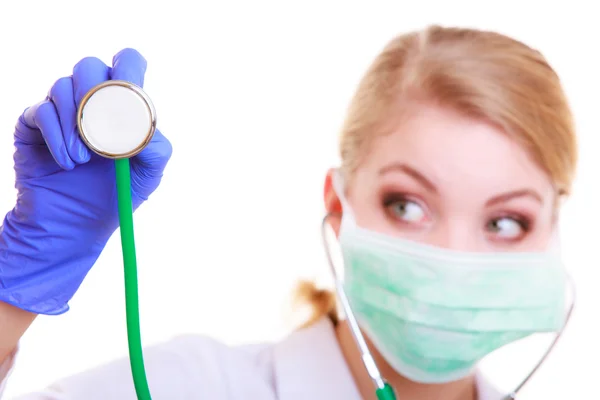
[0,1,598,399]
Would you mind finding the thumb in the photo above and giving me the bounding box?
[133,129,173,172]
[130,129,173,200]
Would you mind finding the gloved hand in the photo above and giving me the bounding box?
[0,48,172,315]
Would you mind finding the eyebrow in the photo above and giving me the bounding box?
[485,189,543,207]
[378,162,438,193]
[378,162,544,206]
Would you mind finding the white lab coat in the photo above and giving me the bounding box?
[0,318,503,399]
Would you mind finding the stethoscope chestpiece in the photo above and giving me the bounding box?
[77,80,157,159]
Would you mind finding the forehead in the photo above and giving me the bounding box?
[360,105,553,196]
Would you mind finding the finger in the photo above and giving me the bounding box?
[110,48,147,87]
[33,100,75,170]
[72,56,111,107]
[17,101,48,145]
[48,76,91,164]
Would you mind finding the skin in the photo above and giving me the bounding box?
[0,304,35,365]
[324,104,557,400]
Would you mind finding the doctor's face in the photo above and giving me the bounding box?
[327,104,557,252]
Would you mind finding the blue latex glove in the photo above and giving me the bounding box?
[0,48,172,315]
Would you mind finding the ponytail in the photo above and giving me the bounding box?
[293,280,339,329]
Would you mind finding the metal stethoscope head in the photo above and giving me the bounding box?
[77,80,157,159]
[320,212,576,400]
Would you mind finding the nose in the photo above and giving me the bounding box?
[425,217,479,252]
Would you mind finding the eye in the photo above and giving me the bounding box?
[486,216,529,240]
[385,198,426,223]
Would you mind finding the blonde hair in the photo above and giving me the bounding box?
[295,25,578,328]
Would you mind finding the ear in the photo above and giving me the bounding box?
[324,168,343,236]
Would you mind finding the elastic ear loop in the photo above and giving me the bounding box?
[78,81,154,400]
[321,214,396,400]
[323,169,396,400]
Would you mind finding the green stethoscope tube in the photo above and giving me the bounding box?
[115,158,152,400]
[376,383,396,400]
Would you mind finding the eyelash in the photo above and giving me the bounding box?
[487,213,533,241]
[382,193,416,208]
[381,191,534,240]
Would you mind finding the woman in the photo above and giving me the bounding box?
[0,25,577,399]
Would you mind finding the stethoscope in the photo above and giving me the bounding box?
[76,81,575,400]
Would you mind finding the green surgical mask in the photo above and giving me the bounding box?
[334,174,568,385]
